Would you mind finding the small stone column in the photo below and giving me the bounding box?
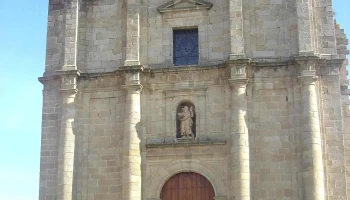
[229,0,245,59]
[228,61,250,200]
[122,69,143,200]
[297,58,325,200]
[57,72,79,200]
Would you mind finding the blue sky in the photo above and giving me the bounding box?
[0,1,349,200]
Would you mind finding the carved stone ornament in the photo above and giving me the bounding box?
[176,102,196,139]
[157,0,213,13]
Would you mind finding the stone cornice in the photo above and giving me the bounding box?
[163,87,207,98]
[55,69,81,77]
[294,55,320,62]
[225,58,251,66]
[59,88,78,95]
[146,139,226,149]
[38,75,60,85]
[148,82,210,91]
[120,65,144,73]
[322,58,345,76]
[38,70,81,85]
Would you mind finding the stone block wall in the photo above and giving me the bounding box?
[74,75,125,200]
[141,67,229,141]
[38,79,61,200]
[243,0,299,58]
[45,0,65,74]
[44,0,343,73]
[79,0,124,73]
[143,0,230,67]
[335,19,350,199]
[39,0,350,200]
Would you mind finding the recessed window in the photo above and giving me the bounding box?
[173,29,199,66]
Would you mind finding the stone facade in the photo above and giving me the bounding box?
[39,0,349,200]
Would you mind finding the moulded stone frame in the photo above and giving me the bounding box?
[175,100,197,138]
[160,9,210,67]
[146,160,227,199]
[164,88,207,139]
[157,0,213,13]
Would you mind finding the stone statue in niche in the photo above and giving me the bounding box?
[176,102,196,138]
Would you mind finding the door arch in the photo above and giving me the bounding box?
[160,172,215,200]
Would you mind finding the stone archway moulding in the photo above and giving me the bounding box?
[146,160,227,199]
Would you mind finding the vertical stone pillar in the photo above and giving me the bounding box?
[57,72,80,200]
[62,0,80,70]
[56,0,80,199]
[124,0,141,66]
[228,61,250,200]
[122,68,143,200]
[296,0,314,55]
[297,58,325,200]
[229,0,245,59]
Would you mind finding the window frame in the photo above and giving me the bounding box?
[173,28,199,66]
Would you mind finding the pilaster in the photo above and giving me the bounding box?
[122,67,143,200]
[297,57,325,200]
[228,0,245,60]
[227,60,250,200]
[296,0,315,56]
[124,0,141,66]
[55,0,80,193]
[322,59,348,199]
[62,0,80,70]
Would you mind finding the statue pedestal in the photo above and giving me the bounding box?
[176,137,195,143]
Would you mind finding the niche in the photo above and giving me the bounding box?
[176,101,196,138]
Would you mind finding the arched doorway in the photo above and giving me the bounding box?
[160,172,215,200]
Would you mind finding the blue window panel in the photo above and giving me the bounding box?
[173,29,199,66]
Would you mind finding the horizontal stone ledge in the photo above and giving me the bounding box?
[146,137,226,149]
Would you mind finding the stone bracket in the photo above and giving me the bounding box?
[295,56,320,77]
[121,65,144,85]
[55,69,81,92]
[225,59,250,80]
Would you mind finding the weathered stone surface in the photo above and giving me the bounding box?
[39,0,349,200]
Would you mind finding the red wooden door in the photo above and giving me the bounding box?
[160,172,215,200]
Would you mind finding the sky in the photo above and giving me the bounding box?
[0,1,349,200]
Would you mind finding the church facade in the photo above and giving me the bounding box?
[39,0,350,200]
